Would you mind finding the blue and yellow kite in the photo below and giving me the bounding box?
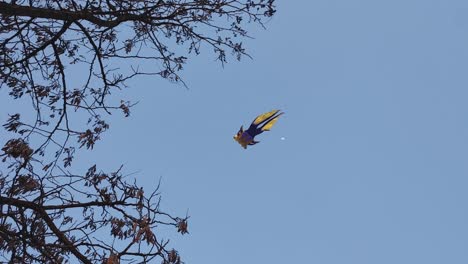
[233,109,284,149]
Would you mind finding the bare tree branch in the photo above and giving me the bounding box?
[0,0,276,263]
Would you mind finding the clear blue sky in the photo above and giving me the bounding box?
[2,0,468,263]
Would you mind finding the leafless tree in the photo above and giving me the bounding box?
[0,0,276,263]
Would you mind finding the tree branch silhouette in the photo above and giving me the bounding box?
[0,0,275,262]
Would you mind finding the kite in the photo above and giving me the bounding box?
[233,109,284,149]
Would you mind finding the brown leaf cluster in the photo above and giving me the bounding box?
[1,138,33,162]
